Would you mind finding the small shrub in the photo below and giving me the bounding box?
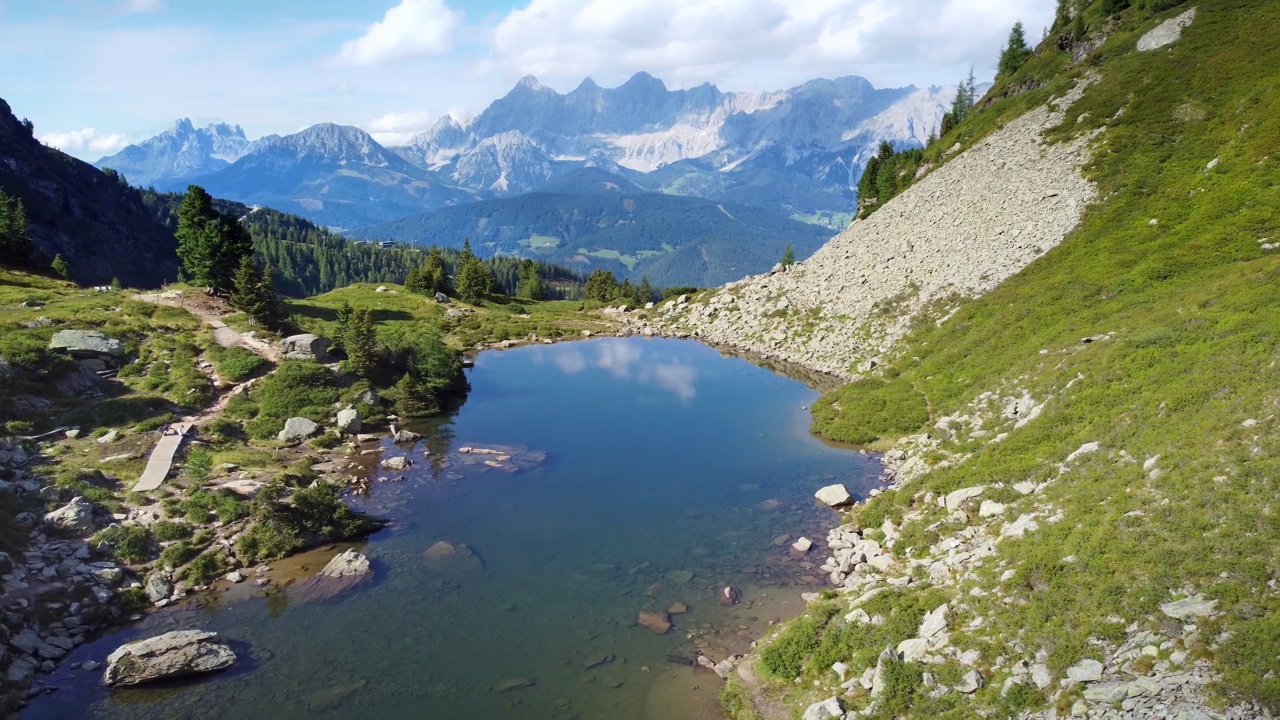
[180,553,224,585]
[758,604,837,679]
[213,346,271,383]
[159,542,198,569]
[151,520,194,542]
[92,526,154,564]
[134,414,175,433]
[4,420,34,436]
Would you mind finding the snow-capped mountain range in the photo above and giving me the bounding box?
[96,72,957,229]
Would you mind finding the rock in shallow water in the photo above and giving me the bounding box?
[637,611,672,633]
[814,484,852,507]
[103,630,236,687]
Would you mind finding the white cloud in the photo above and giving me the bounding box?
[40,128,131,156]
[362,110,434,146]
[485,0,1054,90]
[334,0,463,67]
[117,0,163,13]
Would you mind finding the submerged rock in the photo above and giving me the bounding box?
[493,676,536,693]
[638,610,672,634]
[103,630,236,687]
[718,585,741,606]
[321,549,372,578]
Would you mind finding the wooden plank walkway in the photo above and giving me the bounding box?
[132,422,194,492]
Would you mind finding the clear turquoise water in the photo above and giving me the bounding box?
[26,337,878,720]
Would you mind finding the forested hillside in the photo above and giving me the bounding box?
[357,184,832,288]
[0,100,178,287]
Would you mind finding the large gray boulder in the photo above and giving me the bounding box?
[814,483,852,507]
[43,497,96,534]
[802,697,844,720]
[335,407,361,435]
[48,330,124,359]
[144,571,173,602]
[103,630,236,687]
[282,334,332,362]
[278,417,320,444]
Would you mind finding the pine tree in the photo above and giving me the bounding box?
[582,269,619,302]
[50,253,70,278]
[0,192,31,267]
[231,255,266,321]
[344,308,378,379]
[949,69,977,126]
[334,302,354,352]
[423,245,447,295]
[998,21,1033,77]
[175,185,221,288]
[517,259,546,300]
[255,263,283,330]
[638,276,654,303]
[455,238,493,303]
[404,265,426,294]
[175,185,252,296]
[781,244,796,267]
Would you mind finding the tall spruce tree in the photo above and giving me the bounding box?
[517,259,546,300]
[344,308,378,379]
[638,276,654,303]
[582,269,619,302]
[781,244,796,267]
[404,265,427,294]
[175,185,252,295]
[231,255,267,321]
[998,21,1033,77]
[423,245,448,295]
[454,238,492,303]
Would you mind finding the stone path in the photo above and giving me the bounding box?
[132,422,194,492]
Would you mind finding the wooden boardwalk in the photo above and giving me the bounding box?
[132,423,194,492]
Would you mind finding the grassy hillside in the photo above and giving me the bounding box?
[744,0,1280,716]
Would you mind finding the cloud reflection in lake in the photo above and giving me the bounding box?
[532,339,698,402]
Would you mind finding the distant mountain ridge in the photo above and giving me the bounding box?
[193,123,479,229]
[97,72,957,229]
[96,118,250,189]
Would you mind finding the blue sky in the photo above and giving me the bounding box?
[0,0,1056,159]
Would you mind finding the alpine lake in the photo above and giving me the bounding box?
[24,337,881,720]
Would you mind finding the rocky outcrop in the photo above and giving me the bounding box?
[281,334,332,362]
[1137,7,1196,52]
[47,330,125,367]
[102,630,236,687]
[654,79,1100,378]
[42,497,96,534]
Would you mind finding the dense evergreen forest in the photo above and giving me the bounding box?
[140,189,587,299]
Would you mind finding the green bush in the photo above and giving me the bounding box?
[4,420,34,436]
[151,520,194,542]
[93,526,154,564]
[212,346,270,383]
[242,361,341,440]
[178,489,248,523]
[758,604,837,679]
[159,542,198,569]
[180,553,225,585]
